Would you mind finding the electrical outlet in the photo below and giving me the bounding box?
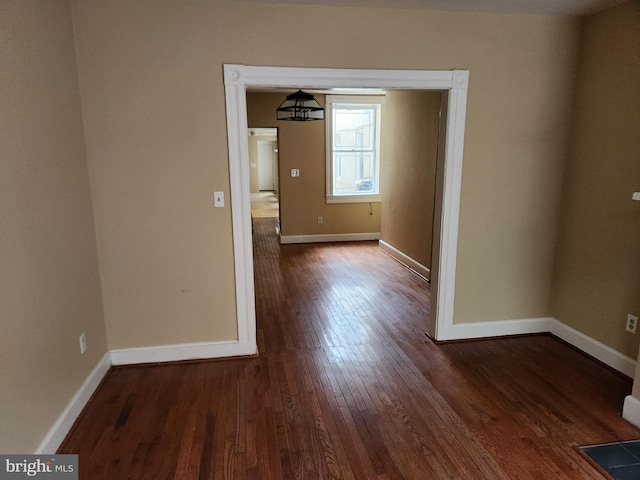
[79,333,87,354]
[626,314,638,334]
[317,216,323,224]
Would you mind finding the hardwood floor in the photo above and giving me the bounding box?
[59,217,639,479]
[251,192,280,218]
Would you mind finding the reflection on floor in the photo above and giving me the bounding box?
[581,440,640,479]
[57,217,640,478]
[251,191,279,218]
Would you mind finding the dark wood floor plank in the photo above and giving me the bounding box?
[58,217,639,479]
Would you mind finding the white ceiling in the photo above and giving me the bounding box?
[239,0,626,16]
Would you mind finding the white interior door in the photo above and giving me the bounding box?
[258,141,275,191]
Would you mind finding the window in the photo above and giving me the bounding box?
[326,96,384,203]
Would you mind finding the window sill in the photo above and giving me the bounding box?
[326,194,382,204]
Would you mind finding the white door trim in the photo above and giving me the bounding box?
[223,64,469,345]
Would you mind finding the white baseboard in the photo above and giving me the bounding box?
[35,341,257,452]
[35,352,111,454]
[437,317,552,342]
[549,319,637,378]
[34,318,639,453]
[279,232,380,244]
[623,395,640,428]
[378,240,430,280]
[110,340,257,366]
[437,317,637,378]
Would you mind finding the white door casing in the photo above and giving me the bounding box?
[223,65,469,354]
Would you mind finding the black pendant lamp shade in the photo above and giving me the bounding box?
[276,90,325,121]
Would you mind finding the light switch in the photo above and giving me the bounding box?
[291,168,300,177]
[214,191,224,207]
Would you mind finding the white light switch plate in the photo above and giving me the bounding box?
[214,191,224,207]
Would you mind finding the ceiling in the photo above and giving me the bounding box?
[239,0,626,16]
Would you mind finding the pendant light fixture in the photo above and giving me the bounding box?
[276,90,325,121]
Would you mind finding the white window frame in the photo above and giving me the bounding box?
[325,95,384,204]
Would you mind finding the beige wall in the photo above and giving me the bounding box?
[0,0,107,453]
[247,92,382,236]
[68,0,581,349]
[380,90,441,269]
[552,2,640,360]
[6,0,637,454]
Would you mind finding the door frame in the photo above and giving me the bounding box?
[223,64,469,355]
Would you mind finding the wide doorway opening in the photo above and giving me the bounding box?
[248,127,280,223]
[223,65,469,356]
